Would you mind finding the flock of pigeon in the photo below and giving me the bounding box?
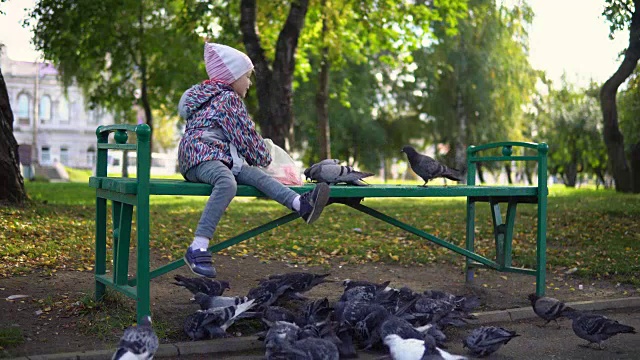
[111,272,636,359]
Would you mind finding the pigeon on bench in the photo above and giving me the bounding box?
[304,160,374,186]
[401,146,463,186]
[112,315,159,360]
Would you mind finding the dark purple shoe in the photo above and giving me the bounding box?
[184,247,217,278]
[298,183,331,224]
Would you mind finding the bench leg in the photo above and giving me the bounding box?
[112,202,133,285]
[465,199,476,283]
[502,201,517,268]
[136,201,151,323]
[536,195,548,297]
[95,196,107,301]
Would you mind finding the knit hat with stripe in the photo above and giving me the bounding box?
[204,43,254,84]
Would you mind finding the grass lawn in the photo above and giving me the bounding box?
[1,181,639,286]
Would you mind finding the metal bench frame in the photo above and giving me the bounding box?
[90,124,549,322]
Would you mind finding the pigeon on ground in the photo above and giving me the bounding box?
[383,334,468,360]
[300,298,333,326]
[264,272,332,300]
[184,299,256,340]
[172,275,230,296]
[343,279,392,292]
[247,279,292,309]
[401,146,463,186]
[565,310,636,349]
[112,315,159,360]
[193,292,251,311]
[261,306,302,325]
[462,326,519,357]
[379,316,446,347]
[268,337,340,360]
[304,161,374,186]
[527,293,574,328]
[423,290,481,314]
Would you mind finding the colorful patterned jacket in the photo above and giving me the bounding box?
[177,80,271,176]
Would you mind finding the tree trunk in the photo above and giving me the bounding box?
[525,169,533,185]
[504,163,513,184]
[631,141,640,192]
[240,0,309,149]
[315,7,331,159]
[563,163,577,187]
[0,69,27,204]
[477,163,486,184]
[454,89,467,178]
[599,0,640,193]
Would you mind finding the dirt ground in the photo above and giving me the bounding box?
[1,252,637,358]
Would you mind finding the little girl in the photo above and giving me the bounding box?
[178,43,330,278]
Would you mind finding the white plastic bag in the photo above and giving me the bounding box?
[263,139,303,185]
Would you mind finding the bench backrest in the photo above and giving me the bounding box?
[95,123,152,194]
[466,141,549,190]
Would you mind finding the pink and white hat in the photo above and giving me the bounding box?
[204,43,254,84]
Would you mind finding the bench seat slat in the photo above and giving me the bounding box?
[89,177,539,198]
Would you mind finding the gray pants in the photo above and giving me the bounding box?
[185,160,299,239]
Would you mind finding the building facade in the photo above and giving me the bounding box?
[1,49,114,170]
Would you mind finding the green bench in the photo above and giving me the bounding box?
[90,124,549,322]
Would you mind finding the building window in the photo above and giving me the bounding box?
[58,97,69,124]
[60,147,69,165]
[87,147,96,168]
[88,108,102,124]
[40,95,52,124]
[41,146,51,165]
[17,93,30,125]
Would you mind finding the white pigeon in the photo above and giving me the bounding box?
[383,334,467,360]
[112,315,159,360]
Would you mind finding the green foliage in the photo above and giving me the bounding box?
[402,0,537,168]
[28,0,205,130]
[2,182,639,287]
[534,79,608,186]
[602,0,634,37]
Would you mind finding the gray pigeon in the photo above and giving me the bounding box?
[401,146,463,186]
[380,316,445,346]
[173,275,230,296]
[112,315,159,360]
[268,337,340,360]
[193,292,251,310]
[183,299,256,340]
[264,272,332,300]
[565,311,636,349]
[247,279,292,309]
[462,326,519,357]
[527,293,574,327]
[384,334,467,360]
[304,161,374,186]
[303,159,341,180]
